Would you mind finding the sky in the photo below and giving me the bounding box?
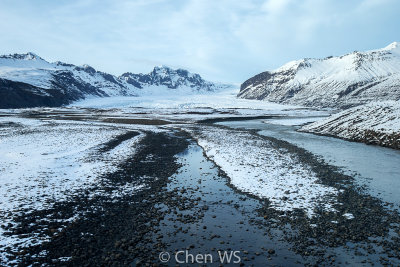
[0,0,399,83]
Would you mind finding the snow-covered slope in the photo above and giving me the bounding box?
[300,101,400,149]
[238,42,400,108]
[0,53,226,108]
[0,53,131,97]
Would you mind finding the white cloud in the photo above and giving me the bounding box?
[262,0,293,15]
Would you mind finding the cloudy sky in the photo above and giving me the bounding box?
[0,0,399,83]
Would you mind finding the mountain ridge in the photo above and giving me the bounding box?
[0,53,229,108]
[238,42,400,108]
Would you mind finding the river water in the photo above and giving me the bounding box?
[218,117,400,209]
[159,143,305,266]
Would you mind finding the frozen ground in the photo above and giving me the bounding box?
[188,126,338,217]
[0,117,150,261]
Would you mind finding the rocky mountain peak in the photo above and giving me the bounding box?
[0,52,45,61]
[75,64,97,75]
[382,41,400,54]
[120,66,214,91]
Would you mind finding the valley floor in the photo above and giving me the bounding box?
[0,95,400,266]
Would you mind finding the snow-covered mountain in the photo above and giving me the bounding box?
[238,42,400,108]
[120,66,217,91]
[0,53,226,108]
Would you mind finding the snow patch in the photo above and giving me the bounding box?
[190,126,338,217]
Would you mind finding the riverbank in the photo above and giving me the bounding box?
[300,101,400,150]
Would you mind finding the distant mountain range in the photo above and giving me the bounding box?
[0,53,229,108]
[238,42,400,109]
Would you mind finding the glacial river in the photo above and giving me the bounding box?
[218,117,400,209]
